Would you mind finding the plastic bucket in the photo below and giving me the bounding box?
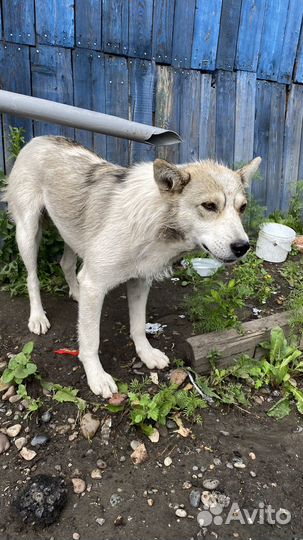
[256,223,296,263]
[191,258,223,277]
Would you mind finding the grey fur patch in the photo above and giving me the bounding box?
[48,136,87,150]
[85,163,127,185]
[159,226,186,241]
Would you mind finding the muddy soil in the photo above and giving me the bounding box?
[0,272,303,540]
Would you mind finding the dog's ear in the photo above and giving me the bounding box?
[236,157,262,186]
[153,159,190,193]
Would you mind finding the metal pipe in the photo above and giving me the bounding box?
[0,90,181,146]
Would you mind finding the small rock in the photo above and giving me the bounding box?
[130,439,141,451]
[9,394,22,404]
[175,508,187,518]
[150,372,159,385]
[100,416,112,445]
[219,430,230,437]
[250,471,257,478]
[7,424,22,438]
[147,498,154,507]
[31,435,49,447]
[91,468,102,479]
[15,437,27,451]
[249,452,256,460]
[170,368,187,386]
[108,393,127,406]
[20,447,37,461]
[182,481,192,490]
[131,443,148,465]
[96,518,105,526]
[166,419,177,429]
[202,479,220,490]
[0,381,10,394]
[80,412,100,440]
[213,458,221,466]
[0,433,10,454]
[120,456,126,462]
[148,428,160,443]
[0,360,7,370]
[69,432,78,442]
[201,490,218,508]
[189,489,201,508]
[164,456,172,467]
[226,462,233,469]
[41,411,51,423]
[96,459,107,469]
[110,494,123,507]
[73,533,80,540]
[233,459,246,469]
[72,478,86,494]
[114,515,125,526]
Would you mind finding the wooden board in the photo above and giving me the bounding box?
[294,25,303,83]
[215,70,235,167]
[104,55,129,166]
[35,0,74,47]
[266,83,286,214]
[278,0,303,84]
[31,45,74,138]
[252,80,271,206]
[102,0,129,56]
[155,65,181,164]
[235,0,266,72]
[234,71,256,167]
[198,73,216,160]
[257,0,288,82]
[129,58,156,163]
[191,0,222,71]
[152,0,175,64]
[179,70,200,163]
[75,0,102,50]
[2,0,35,45]
[128,0,153,59]
[0,116,5,175]
[216,0,242,71]
[171,0,195,69]
[186,311,291,373]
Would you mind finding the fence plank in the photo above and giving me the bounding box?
[0,117,5,175]
[216,0,242,71]
[73,49,106,156]
[266,83,286,213]
[191,0,222,71]
[199,74,216,160]
[179,71,200,163]
[155,65,181,163]
[104,55,129,166]
[257,0,289,82]
[298,126,303,184]
[31,45,74,138]
[278,0,303,84]
[102,0,129,56]
[234,71,256,167]
[252,81,271,206]
[281,84,303,211]
[75,0,102,50]
[152,0,175,64]
[129,59,156,163]
[171,0,195,68]
[215,70,235,167]
[2,0,35,45]
[129,0,153,60]
[235,0,266,72]
[294,25,303,83]
[35,0,75,48]
[0,43,33,172]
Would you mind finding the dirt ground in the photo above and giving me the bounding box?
[0,274,303,540]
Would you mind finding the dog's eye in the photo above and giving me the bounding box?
[239,203,247,214]
[201,202,217,212]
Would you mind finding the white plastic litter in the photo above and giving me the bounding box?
[256,223,296,263]
[145,323,167,335]
[191,258,223,277]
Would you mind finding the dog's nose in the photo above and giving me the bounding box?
[230,240,250,258]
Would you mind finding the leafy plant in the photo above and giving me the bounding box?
[50,383,87,412]
[233,250,276,304]
[8,126,25,160]
[268,181,303,235]
[1,341,37,384]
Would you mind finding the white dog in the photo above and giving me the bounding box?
[4,136,261,398]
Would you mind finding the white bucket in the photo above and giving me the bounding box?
[256,222,296,263]
[191,258,223,277]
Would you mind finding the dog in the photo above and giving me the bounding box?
[3,136,261,398]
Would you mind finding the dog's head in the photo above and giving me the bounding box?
[153,157,261,263]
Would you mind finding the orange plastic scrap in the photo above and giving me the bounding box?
[54,348,79,357]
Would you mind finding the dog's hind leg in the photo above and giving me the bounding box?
[127,278,170,370]
[60,243,79,301]
[15,213,50,335]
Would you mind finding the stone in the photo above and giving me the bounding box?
[164,456,172,467]
[131,443,148,465]
[96,518,105,526]
[100,417,112,445]
[233,459,246,469]
[0,433,10,454]
[130,439,141,451]
[110,494,123,507]
[0,381,10,394]
[91,468,102,479]
[189,489,201,508]
[170,368,187,386]
[69,432,78,442]
[9,395,22,404]
[41,411,51,423]
[220,430,230,437]
[31,435,49,447]
[73,533,80,540]
[7,424,22,438]
[148,428,160,443]
[249,452,256,460]
[114,515,125,526]
[166,420,177,429]
[182,481,192,490]
[147,498,154,506]
[15,437,27,451]
[202,479,220,490]
[80,412,100,440]
[96,459,107,470]
[13,474,67,526]
[20,447,37,461]
[250,471,257,478]
[72,478,86,494]
[2,385,15,400]
[175,508,187,518]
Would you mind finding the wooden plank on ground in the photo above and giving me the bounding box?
[234,71,256,167]
[294,25,303,83]
[155,65,181,164]
[278,0,303,84]
[186,311,291,373]
[215,70,236,167]
[199,74,216,160]
[171,0,195,69]
[281,84,303,211]
[2,0,35,45]
[191,0,222,71]
[235,0,266,72]
[216,0,242,71]
[31,45,74,138]
[257,0,289,82]
[35,0,75,48]
[128,0,153,60]
[75,0,102,50]
[104,55,129,166]
[179,70,200,163]
[266,83,286,214]
[129,58,156,163]
[102,0,128,56]
[252,80,271,206]
[152,0,175,64]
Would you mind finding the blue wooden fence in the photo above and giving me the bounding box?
[0,0,303,211]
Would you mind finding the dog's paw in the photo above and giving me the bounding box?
[69,286,79,302]
[87,370,118,398]
[140,347,170,370]
[28,312,50,335]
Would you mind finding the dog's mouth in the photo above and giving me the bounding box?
[201,243,237,264]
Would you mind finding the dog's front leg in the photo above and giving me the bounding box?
[127,278,170,370]
[78,271,118,398]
